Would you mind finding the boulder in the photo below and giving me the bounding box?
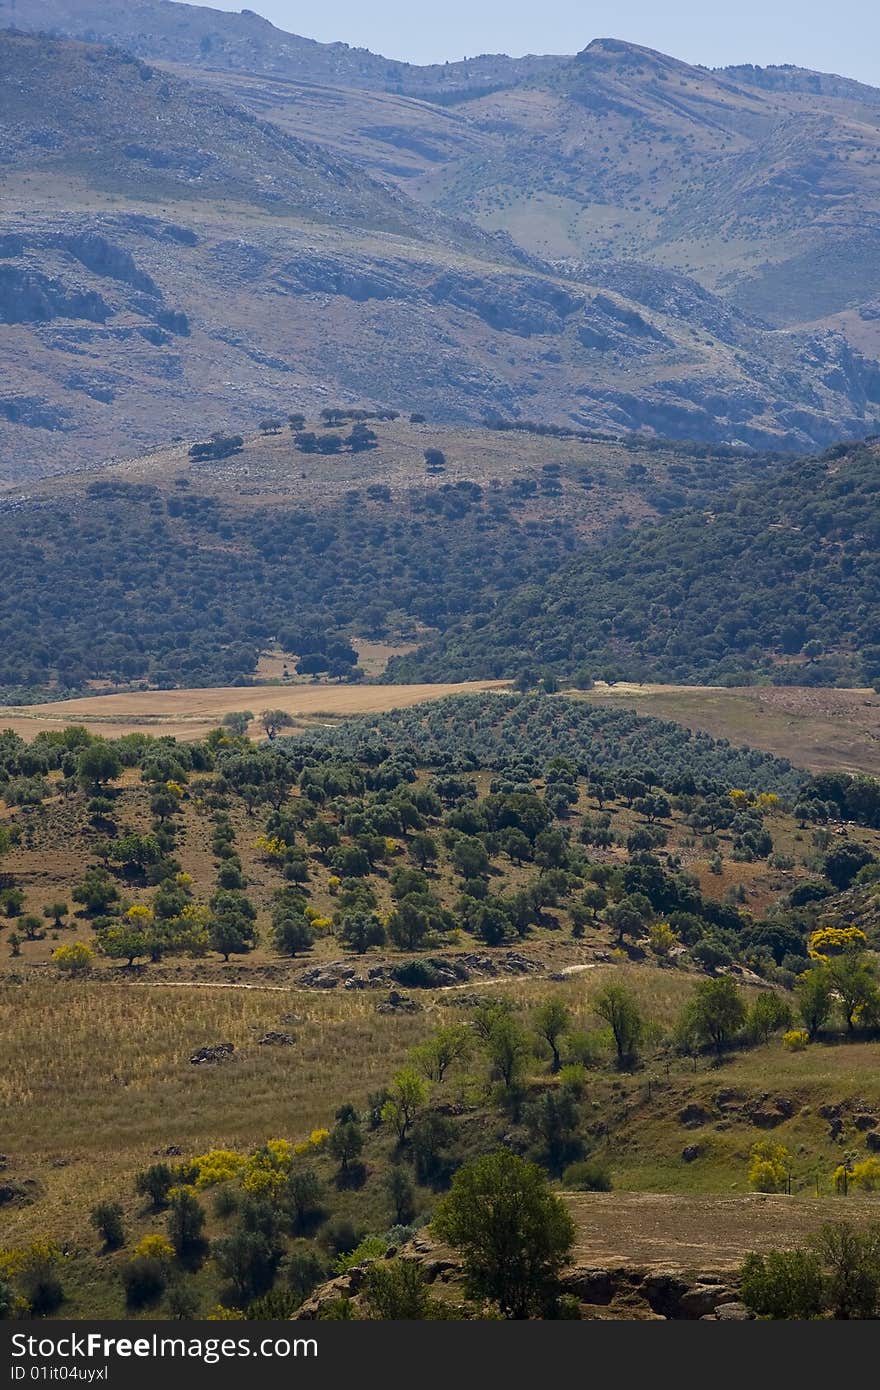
[642,1271,691,1317]
[258,1031,295,1047]
[712,1301,754,1321]
[189,1042,234,1064]
[677,1284,732,1318]
[678,1103,711,1129]
[561,1268,615,1304]
[865,1130,880,1152]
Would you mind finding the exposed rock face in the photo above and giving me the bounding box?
[1,29,880,479]
[294,1234,750,1321]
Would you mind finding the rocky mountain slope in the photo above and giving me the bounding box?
[2,27,880,476]
[0,0,563,96]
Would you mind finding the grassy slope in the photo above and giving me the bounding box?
[579,686,880,779]
[4,966,880,1314]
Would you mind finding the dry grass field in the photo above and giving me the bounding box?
[564,1192,880,1272]
[0,680,508,744]
[581,684,880,777]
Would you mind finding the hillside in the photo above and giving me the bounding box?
[2,712,880,1318]
[159,32,880,361]
[0,0,563,97]
[2,32,880,475]
[392,440,880,687]
[0,414,777,698]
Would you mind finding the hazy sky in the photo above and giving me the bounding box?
[207,1,880,85]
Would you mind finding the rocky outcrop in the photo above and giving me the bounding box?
[293,1233,753,1320]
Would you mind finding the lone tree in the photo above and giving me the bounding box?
[593,982,643,1067]
[533,998,570,1073]
[261,710,294,740]
[680,977,746,1055]
[433,1151,575,1318]
[221,711,254,737]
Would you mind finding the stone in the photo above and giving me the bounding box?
[642,1271,690,1317]
[713,1301,754,1321]
[678,1103,710,1128]
[564,1268,615,1304]
[681,1144,702,1163]
[678,1285,732,1318]
[865,1130,880,1152]
[189,1042,234,1064]
[257,1031,295,1047]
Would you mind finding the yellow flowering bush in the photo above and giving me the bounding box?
[782,1029,810,1051]
[834,1158,880,1193]
[189,1148,247,1188]
[748,1140,791,1193]
[808,926,868,961]
[241,1138,295,1196]
[52,942,95,975]
[134,1234,174,1263]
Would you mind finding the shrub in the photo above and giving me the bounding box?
[135,1162,177,1209]
[740,1249,826,1319]
[90,1202,125,1251]
[362,1259,434,1319]
[748,1140,791,1194]
[15,1243,65,1317]
[562,1160,613,1192]
[121,1256,168,1309]
[783,1029,810,1051]
[52,942,96,976]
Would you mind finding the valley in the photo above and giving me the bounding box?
[1,0,880,1330]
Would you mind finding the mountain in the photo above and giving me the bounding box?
[2,23,880,476]
[9,6,880,342]
[390,439,880,689]
[0,0,563,96]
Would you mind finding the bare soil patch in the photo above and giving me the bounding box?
[564,1192,880,1271]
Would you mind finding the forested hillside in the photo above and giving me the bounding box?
[393,442,880,687]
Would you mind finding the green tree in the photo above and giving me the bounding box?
[593,982,643,1067]
[679,977,746,1055]
[813,1221,880,1319]
[411,1024,472,1083]
[433,1151,575,1318]
[273,916,315,957]
[261,710,294,740]
[167,1189,206,1258]
[338,911,385,954]
[381,1068,428,1144]
[76,742,122,791]
[533,998,570,1073]
[384,1166,416,1225]
[796,967,834,1040]
[826,953,880,1033]
[329,1121,363,1174]
[221,711,254,737]
[483,1013,529,1105]
[209,915,254,961]
[90,1202,125,1251]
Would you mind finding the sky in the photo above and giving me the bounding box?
[207,1,880,86]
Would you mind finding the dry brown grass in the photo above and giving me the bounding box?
[564,1192,880,1271]
[0,680,508,743]
[0,977,436,1247]
[579,684,880,777]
